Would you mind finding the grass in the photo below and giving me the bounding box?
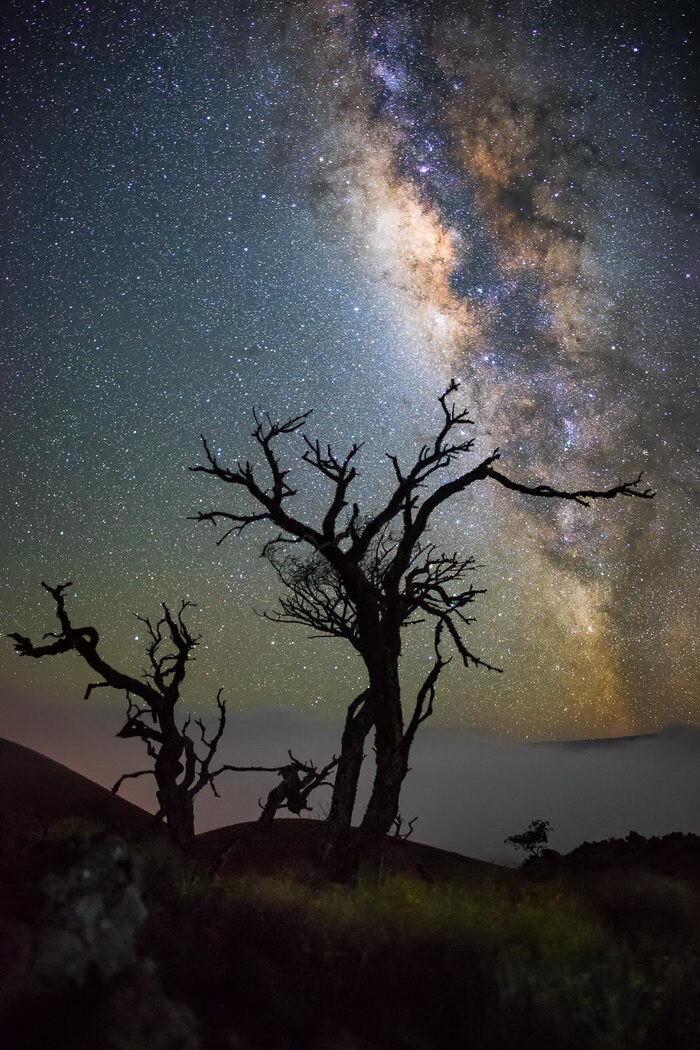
[2,818,696,1050]
[138,839,700,1049]
[2,823,697,1049]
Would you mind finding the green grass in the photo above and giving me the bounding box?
[139,841,700,1049]
[3,825,697,1049]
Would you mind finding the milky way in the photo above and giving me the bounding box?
[1,0,697,741]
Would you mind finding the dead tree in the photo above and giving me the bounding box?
[211,752,338,872]
[213,751,339,830]
[323,687,374,865]
[190,381,654,877]
[8,582,226,850]
[262,548,455,877]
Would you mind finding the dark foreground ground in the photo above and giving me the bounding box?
[1,737,698,1050]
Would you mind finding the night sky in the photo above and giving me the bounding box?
[2,0,697,750]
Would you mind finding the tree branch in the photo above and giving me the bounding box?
[484,467,655,506]
[112,768,156,795]
[404,621,450,745]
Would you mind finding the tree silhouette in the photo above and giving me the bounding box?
[262,547,487,877]
[505,819,552,859]
[212,751,338,872]
[191,380,654,877]
[213,750,338,830]
[320,687,374,871]
[9,582,226,850]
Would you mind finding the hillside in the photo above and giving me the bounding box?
[198,817,505,881]
[0,736,154,839]
[1,736,699,1049]
[0,736,502,880]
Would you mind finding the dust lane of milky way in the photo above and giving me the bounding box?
[1,0,697,740]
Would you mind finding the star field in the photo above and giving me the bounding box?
[1,0,697,740]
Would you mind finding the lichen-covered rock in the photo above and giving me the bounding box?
[32,832,147,986]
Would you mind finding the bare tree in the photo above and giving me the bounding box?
[263,551,471,877]
[213,751,339,830]
[212,751,338,872]
[190,381,654,876]
[8,582,226,850]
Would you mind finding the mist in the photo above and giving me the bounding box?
[3,690,697,864]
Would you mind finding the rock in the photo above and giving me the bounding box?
[33,832,147,987]
[0,830,201,1050]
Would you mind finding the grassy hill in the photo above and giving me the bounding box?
[1,737,698,1049]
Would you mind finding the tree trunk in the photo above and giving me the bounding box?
[154,734,196,850]
[356,715,407,880]
[320,689,374,881]
[257,782,287,830]
[355,646,406,880]
[157,781,195,849]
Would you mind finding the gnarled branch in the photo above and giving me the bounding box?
[112,768,156,795]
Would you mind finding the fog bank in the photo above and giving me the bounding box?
[2,692,698,863]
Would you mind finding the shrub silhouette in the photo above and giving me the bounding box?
[505,819,552,858]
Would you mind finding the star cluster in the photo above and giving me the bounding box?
[1,0,697,739]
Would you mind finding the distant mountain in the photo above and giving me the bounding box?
[535,724,700,750]
[0,736,153,838]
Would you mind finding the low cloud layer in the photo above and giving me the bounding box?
[3,692,698,864]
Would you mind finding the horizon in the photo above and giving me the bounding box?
[2,691,698,863]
